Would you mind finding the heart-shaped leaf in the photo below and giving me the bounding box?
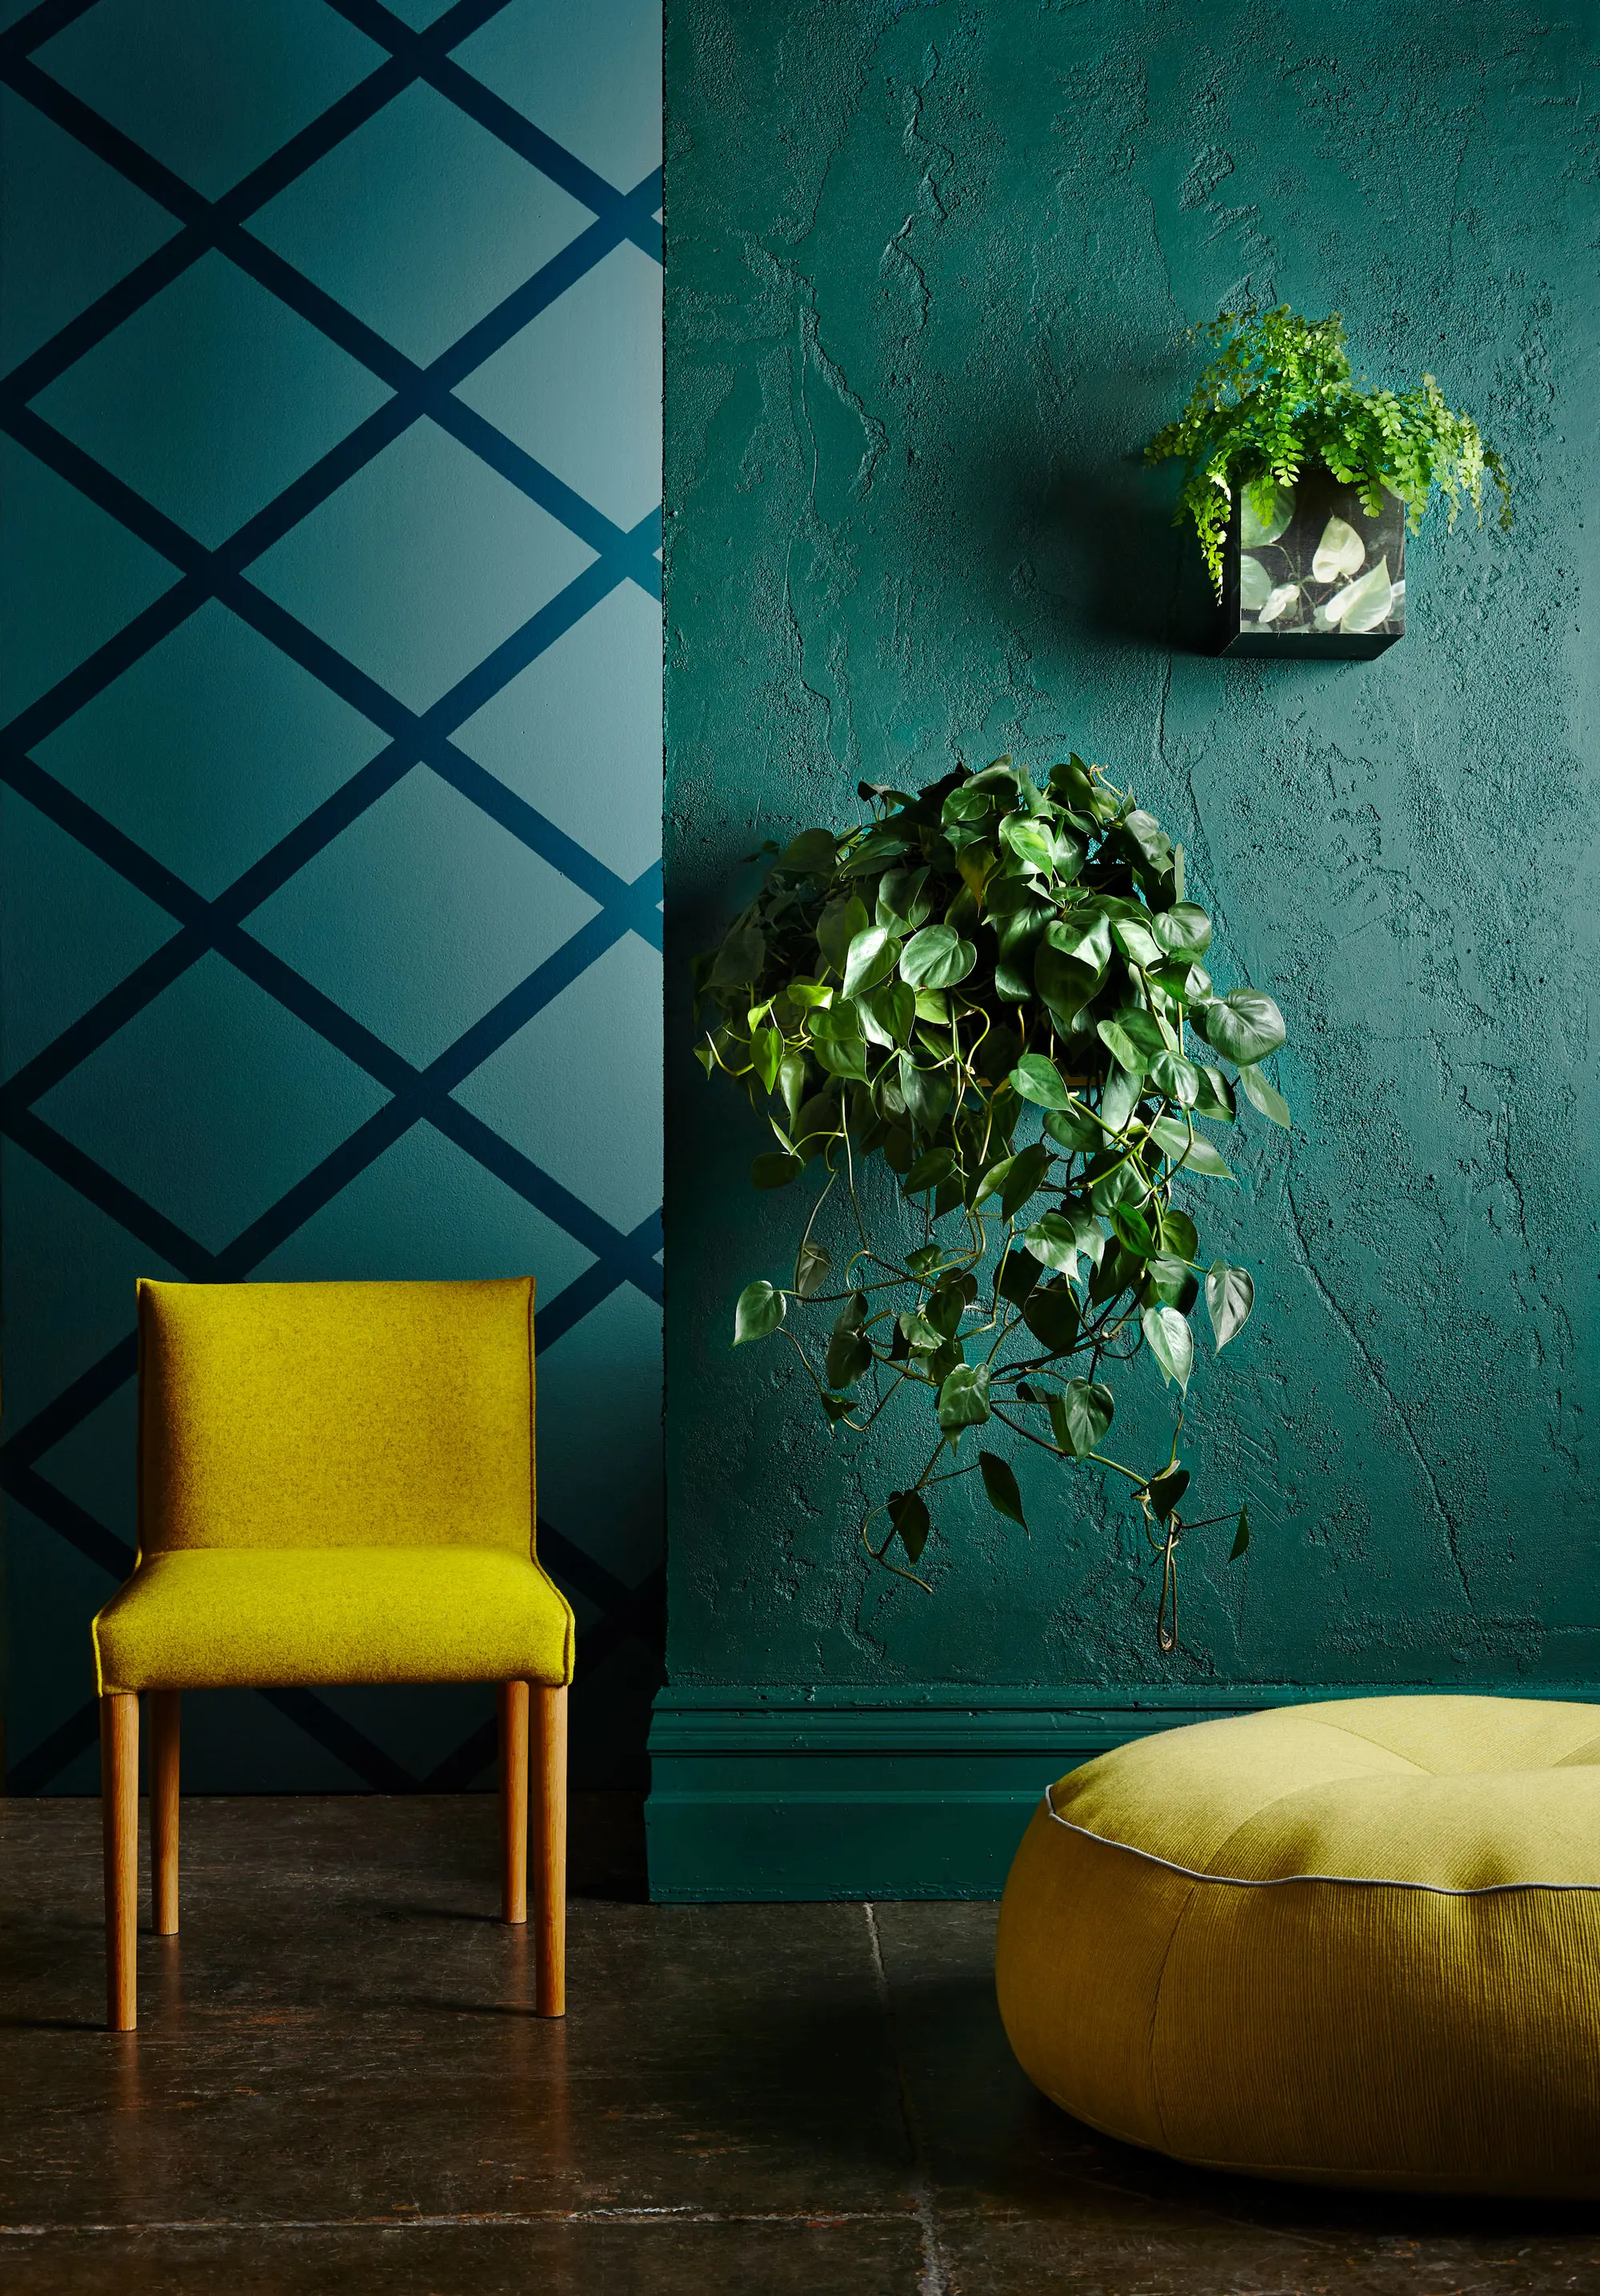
[1045,1104,1100,1151]
[1110,912,1166,970]
[752,1024,783,1094]
[1009,1053,1074,1110]
[1022,1281,1080,1354]
[816,897,869,977]
[998,1247,1043,1306]
[1034,942,1099,1025]
[1194,988,1286,1066]
[1150,1116,1234,1179]
[752,1151,802,1189]
[1109,1202,1157,1258]
[1142,1303,1194,1391]
[1096,1017,1143,1074]
[1000,1140,1052,1222]
[826,1325,873,1389]
[734,1280,786,1346]
[898,1053,954,1133]
[1153,902,1212,959]
[1122,811,1173,876]
[1100,1064,1142,1135]
[1046,909,1113,975]
[1146,1466,1190,1520]
[1239,1064,1291,1127]
[889,1487,930,1563]
[1190,1065,1236,1122]
[937,1362,992,1436]
[1312,514,1365,583]
[1206,1260,1254,1350]
[877,866,931,932]
[900,923,977,990]
[842,925,902,999]
[1240,477,1294,546]
[1049,1378,1114,1458]
[1145,1255,1198,1311]
[902,1146,955,1194]
[1147,1050,1202,1106]
[794,1238,832,1298]
[1238,551,1273,610]
[978,1450,1028,1530]
[780,828,838,874]
[1325,554,1393,634]
[712,925,766,988]
[1022,1210,1095,1275]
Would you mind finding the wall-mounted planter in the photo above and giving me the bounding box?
[1219,467,1406,658]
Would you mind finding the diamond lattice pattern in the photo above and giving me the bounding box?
[0,0,664,1794]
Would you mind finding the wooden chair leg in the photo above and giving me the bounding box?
[101,1694,138,2031]
[499,1680,529,1926]
[150,1690,180,1936]
[533,1684,567,2018]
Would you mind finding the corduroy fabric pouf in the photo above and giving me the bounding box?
[996,1695,1600,2196]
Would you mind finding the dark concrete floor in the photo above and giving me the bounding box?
[1,1796,1596,2295]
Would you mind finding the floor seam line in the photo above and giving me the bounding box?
[0,2209,924,2234]
[864,1900,953,2296]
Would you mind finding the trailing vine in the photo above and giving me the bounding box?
[694,756,1291,1645]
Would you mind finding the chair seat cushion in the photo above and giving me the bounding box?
[995,1695,1600,2197]
[93,1546,574,1693]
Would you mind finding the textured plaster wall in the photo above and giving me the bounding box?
[664,0,1600,1694]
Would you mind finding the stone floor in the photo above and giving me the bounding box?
[1,1795,1595,2294]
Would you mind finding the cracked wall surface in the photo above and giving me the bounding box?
[663,0,1600,1694]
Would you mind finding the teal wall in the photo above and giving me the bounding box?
[0,0,664,1792]
[661,0,1599,1794]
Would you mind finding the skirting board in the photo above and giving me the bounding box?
[645,1680,1600,1902]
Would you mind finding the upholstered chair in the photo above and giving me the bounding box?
[90,1277,573,2031]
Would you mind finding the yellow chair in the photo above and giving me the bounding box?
[90,1277,574,2032]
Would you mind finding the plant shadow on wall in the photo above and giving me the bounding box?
[1030,455,1221,656]
[694,758,1291,1650]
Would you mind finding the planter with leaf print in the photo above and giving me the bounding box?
[1220,466,1406,658]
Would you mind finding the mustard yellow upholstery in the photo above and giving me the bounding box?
[996,1696,1600,2198]
[92,1278,574,1696]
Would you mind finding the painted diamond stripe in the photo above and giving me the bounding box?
[0,0,663,1798]
[0,1332,137,1473]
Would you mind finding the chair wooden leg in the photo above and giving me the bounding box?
[150,1690,180,1936]
[499,1680,529,1926]
[101,1694,138,2031]
[533,1684,567,2018]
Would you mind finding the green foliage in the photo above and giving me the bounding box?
[1146,305,1511,595]
[694,756,1291,1636]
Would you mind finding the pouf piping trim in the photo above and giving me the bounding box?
[1042,1784,1600,1898]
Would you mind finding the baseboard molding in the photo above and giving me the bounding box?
[645,1679,1600,1902]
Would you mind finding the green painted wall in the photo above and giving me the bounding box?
[660,0,1599,1814]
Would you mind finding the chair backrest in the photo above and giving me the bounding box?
[137,1278,535,1554]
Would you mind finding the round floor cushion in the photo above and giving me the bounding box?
[996,1695,1600,2196]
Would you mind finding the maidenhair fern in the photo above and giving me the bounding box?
[1147,306,1510,595]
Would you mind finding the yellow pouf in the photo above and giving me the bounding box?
[996,1695,1600,2197]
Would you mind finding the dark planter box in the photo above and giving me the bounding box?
[1218,466,1406,658]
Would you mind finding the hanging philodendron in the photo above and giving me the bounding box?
[1146,306,1510,658]
[694,756,1290,1650]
